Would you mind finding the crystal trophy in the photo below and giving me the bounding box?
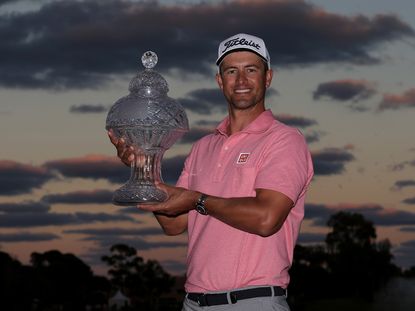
[106,51,189,205]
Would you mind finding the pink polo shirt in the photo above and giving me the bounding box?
[176,110,314,293]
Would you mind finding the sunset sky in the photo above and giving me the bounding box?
[1,0,415,276]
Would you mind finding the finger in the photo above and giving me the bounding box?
[117,138,127,158]
[127,152,135,163]
[121,146,135,165]
[108,130,118,145]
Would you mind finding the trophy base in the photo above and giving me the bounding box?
[112,182,168,206]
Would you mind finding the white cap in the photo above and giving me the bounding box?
[216,33,271,69]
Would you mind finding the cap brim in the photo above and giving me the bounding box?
[216,48,269,67]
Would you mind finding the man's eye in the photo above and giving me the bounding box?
[247,68,257,73]
[226,69,236,75]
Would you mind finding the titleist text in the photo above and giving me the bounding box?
[222,37,261,53]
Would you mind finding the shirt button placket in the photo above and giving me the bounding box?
[213,143,228,182]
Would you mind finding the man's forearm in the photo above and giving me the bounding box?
[203,189,293,237]
[139,185,293,237]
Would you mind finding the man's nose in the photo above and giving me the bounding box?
[236,71,248,84]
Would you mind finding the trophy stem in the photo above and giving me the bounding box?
[132,151,158,182]
[112,150,168,205]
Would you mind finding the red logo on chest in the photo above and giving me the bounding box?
[237,153,250,164]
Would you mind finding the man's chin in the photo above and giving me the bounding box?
[231,101,257,110]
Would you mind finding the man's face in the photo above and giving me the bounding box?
[216,51,273,111]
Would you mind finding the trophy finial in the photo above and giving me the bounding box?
[141,51,158,69]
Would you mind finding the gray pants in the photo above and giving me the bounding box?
[182,287,290,311]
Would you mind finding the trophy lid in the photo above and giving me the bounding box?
[128,51,168,97]
[105,51,189,131]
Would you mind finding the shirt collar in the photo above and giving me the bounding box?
[216,109,276,136]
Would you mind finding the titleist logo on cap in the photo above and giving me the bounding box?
[222,37,261,53]
[216,33,271,68]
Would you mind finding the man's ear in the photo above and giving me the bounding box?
[216,72,224,90]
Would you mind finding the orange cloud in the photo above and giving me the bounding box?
[379,88,415,110]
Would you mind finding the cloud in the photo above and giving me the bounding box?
[304,131,322,144]
[0,200,50,213]
[0,210,135,228]
[69,104,108,114]
[64,227,162,236]
[311,147,355,175]
[276,114,318,128]
[305,202,415,227]
[42,154,129,184]
[41,189,113,204]
[402,197,415,205]
[42,154,185,185]
[162,155,186,184]
[400,227,415,232]
[364,209,415,226]
[0,232,60,242]
[378,88,415,111]
[84,235,187,251]
[393,239,415,268]
[0,160,55,195]
[274,114,321,144]
[297,232,326,244]
[160,259,186,275]
[313,79,376,102]
[194,119,221,128]
[1,0,413,89]
[179,88,226,114]
[0,0,16,6]
[390,159,415,171]
[180,127,215,145]
[117,206,143,214]
[393,179,415,190]
[0,212,80,227]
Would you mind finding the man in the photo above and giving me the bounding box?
[109,33,314,310]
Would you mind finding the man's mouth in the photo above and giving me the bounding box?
[234,89,250,94]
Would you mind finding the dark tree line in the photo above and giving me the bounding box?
[0,245,179,311]
[288,211,404,310]
[102,243,179,310]
[0,249,112,310]
[0,211,413,311]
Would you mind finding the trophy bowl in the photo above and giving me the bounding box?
[106,51,189,205]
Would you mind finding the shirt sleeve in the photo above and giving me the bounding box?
[254,129,313,204]
[175,143,198,189]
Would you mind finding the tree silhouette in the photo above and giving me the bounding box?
[326,211,376,253]
[102,243,175,310]
[403,266,415,277]
[31,250,92,309]
[325,211,399,300]
[289,211,401,309]
[288,244,332,309]
[0,250,112,310]
[0,251,36,310]
[31,250,111,310]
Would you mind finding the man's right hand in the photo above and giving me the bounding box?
[107,129,135,166]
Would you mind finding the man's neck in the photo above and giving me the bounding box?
[227,105,265,135]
